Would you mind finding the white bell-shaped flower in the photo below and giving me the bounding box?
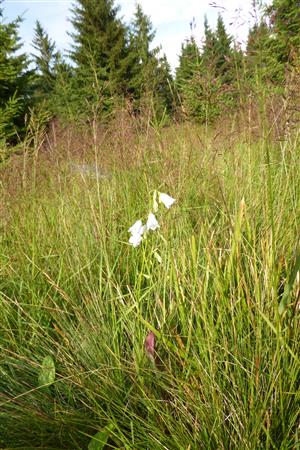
[129,232,143,247]
[128,219,144,236]
[159,192,175,209]
[146,212,159,231]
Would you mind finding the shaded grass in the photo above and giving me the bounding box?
[0,123,299,449]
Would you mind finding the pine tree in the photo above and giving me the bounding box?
[200,15,222,118]
[31,26,75,121]
[0,1,31,142]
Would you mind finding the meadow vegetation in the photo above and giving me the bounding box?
[1,0,300,447]
[0,109,299,448]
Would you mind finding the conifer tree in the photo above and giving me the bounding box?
[31,22,74,119]
[246,20,283,84]
[152,53,174,119]
[202,16,216,65]
[202,14,234,82]
[176,14,240,123]
[67,0,132,120]
[130,3,155,66]
[69,0,128,95]
[214,14,233,80]
[266,0,300,64]
[200,15,223,117]
[127,3,157,104]
[31,20,59,94]
[0,1,31,142]
[127,3,173,119]
[176,36,200,87]
[175,36,202,118]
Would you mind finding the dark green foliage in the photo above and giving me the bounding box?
[127,4,158,103]
[69,0,126,72]
[176,36,200,88]
[47,61,86,122]
[67,0,129,119]
[246,20,285,85]
[130,3,155,67]
[31,20,60,97]
[176,14,239,123]
[214,14,234,81]
[126,3,174,120]
[153,53,174,118]
[175,36,203,119]
[0,2,32,142]
[267,0,300,63]
[246,0,300,87]
[1,0,300,138]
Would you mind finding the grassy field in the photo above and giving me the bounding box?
[0,120,299,449]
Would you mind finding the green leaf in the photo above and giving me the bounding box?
[88,424,114,450]
[278,252,300,315]
[38,355,56,387]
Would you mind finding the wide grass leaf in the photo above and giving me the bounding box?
[88,424,114,450]
[38,355,56,387]
[278,251,300,315]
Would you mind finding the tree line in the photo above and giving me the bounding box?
[0,0,300,144]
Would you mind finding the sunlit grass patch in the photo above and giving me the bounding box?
[0,123,299,449]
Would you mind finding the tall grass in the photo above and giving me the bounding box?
[0,121,299,449]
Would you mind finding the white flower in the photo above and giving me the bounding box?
[128,219,144,236]
[159,192,175,209]
[128,219,146,247]
[129,233,143,247]
[146,213,159,231]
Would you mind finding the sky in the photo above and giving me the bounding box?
[2,0,264,71]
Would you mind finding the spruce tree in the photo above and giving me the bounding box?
[31,20,59,94]
[127,3,157,105]
[246,20,283,84]
[66,0,130,120]
[202,14,234,82]
[202,16,216,65]
[69,0,127,95]
[214,14,233,80]
[175,36,202,119]
[152,53,174,120]
[127,3,173,119]
[0,1,31,142]
[130,3,155,66]
[266,0,300,64]
[176,37,200,88]
[31,22,74,120]
[176,14,240,123]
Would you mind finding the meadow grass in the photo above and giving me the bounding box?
[0,122,299,449]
